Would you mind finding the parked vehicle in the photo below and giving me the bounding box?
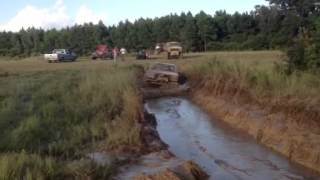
[44,49,77,63]
[120,48,127,55]
[164,42,183,59]
[136,50,148,60]
[144,63,179,86]
[91,45,113,60]
[155,43,165,54]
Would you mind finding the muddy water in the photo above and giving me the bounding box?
[145,97,319,180]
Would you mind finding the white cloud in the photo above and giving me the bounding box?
[0,0,107,32]
[75,5,107,25]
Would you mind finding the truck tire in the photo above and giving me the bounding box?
[167,53,171,60]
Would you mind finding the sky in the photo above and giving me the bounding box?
[0,0,269,32]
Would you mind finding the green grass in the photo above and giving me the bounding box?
[0,152,117,179]
[0,152,60,180]
[0,63,144,179]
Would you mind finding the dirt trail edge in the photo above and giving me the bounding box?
[192,91,320,174]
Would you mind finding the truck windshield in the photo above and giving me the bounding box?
[167,42,180,46]
[152,64,176,72]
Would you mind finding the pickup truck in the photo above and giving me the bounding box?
[44,49,77,63]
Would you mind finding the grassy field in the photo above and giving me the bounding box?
[0,50,319,178]
[0,51,282,74]
[179,51,320,128]
[178,51,319,98]
[0,58,144,178]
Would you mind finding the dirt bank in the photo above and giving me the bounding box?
[191,90,320,173]
[107,109,168,155]
[116,151,208,179]
[140,111,168,153]
[113,94,209,179]
[114,113,209,179]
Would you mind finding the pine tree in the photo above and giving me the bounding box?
[195,11,216,51]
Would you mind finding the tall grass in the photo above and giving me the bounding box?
[184,58,320,126]
[0,64,144,178]
[0,152,60,180]
[0,152,117,179]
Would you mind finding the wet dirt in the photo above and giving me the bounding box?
[115,150,208,180]
[145,97,319,180]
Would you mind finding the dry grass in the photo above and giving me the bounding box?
[181,53,320,128]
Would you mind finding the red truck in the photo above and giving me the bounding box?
[91,45,113,60]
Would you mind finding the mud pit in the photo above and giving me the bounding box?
[145,97,319,180]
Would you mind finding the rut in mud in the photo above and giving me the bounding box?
[145,97,319,180]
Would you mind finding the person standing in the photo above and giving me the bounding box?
[113,47,118,63]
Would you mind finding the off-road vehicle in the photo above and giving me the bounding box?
[144,63,179,87]
[164,42,183,59]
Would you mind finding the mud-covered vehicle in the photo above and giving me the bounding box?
[144,63,179,87]
[164,42,183,59]
[142,63,189,98]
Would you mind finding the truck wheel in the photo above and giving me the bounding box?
[48,60,52,63]
[167,53,171,60]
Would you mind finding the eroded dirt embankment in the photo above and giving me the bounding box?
[191,89,320,173]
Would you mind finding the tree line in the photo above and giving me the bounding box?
[0,0,319,70]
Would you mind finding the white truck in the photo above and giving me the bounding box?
[164,42,183,59]
[44,49,77,63]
